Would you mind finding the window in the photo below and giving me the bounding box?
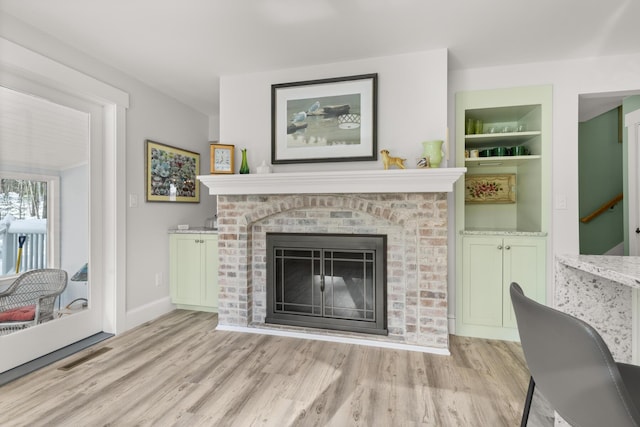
[0,173,59,277]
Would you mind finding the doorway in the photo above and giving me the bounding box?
[0,83,102,370]
[0,39,128,373]
[578,91,640,256]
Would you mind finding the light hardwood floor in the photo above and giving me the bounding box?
[0,310,553,426]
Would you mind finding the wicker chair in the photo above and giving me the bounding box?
[0,269,67,335]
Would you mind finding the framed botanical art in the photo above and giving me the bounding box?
[271,73,377,164]
[465,174,516,204]
[210,143,235,174]
[145,140,200,203]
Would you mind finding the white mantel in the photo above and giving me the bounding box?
[198,168,466,195]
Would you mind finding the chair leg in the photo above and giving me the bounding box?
[520,376,535,427]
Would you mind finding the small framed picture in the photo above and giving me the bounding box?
[465,174,516,204]
[210,143,235,174]
[145,140,200,203]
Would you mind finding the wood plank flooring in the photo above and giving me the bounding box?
[0,310,553,426]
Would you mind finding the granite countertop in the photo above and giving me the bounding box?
[168,227,218,234]
[556,254,640,289]
[461,229,547,237]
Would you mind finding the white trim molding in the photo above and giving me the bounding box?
[198,168,466,196]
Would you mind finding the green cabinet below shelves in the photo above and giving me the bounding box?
[169,233,218,312]
[459,235,546,340]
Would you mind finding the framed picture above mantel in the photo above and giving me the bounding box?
[271,73,377,164]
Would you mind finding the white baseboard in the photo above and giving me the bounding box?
[448,315,456,335]
[125,296,174,331]
[216,324,451,355]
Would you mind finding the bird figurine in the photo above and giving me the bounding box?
[380,149,406,170]
[417,156,430,168]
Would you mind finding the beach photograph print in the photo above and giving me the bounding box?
[272,74,377,164]
[286,93,362,148]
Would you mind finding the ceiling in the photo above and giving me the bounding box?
[0,86,88,171]
[1,0,640,117]
[1,0,639,167]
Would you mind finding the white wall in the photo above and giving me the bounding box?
[219,49,449,173]
[124,83,214,315]
[0,15,216,328]
[450,52,640,306]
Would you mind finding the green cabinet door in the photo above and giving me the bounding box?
[170,234,202,305]
[170,233,219,311]
[201,234,219,309]
[462,236,504,327]
[502,237,546,328]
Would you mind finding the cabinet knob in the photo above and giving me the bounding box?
[497,245,503,250]
[505,245,511,250]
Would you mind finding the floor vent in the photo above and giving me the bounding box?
[0,332,113,386]
[58,346,112,371]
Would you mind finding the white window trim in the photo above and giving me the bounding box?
[0,171,61,273]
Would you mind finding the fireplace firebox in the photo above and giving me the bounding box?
[266,233,387,335]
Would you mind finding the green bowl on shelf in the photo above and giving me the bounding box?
[492,147,508,157]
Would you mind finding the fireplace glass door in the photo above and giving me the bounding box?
[266,233,386,335]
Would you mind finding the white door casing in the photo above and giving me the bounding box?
[627,108,640,256]
[625,108,640,364]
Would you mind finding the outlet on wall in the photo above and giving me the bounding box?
[155,272,162,287]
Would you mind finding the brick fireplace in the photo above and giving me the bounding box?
[198,168,465,353]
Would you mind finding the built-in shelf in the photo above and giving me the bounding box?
[464,131,541,149]
[465,155,541,167]
[198,168,467,196]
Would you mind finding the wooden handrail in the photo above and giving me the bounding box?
[580,193,623,223]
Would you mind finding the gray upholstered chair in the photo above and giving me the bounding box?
[0,269,67,335]
[510,282,640,427]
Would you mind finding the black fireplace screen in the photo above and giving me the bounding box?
[266,233,387,335]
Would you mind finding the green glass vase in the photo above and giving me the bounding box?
[239,148,250,174]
